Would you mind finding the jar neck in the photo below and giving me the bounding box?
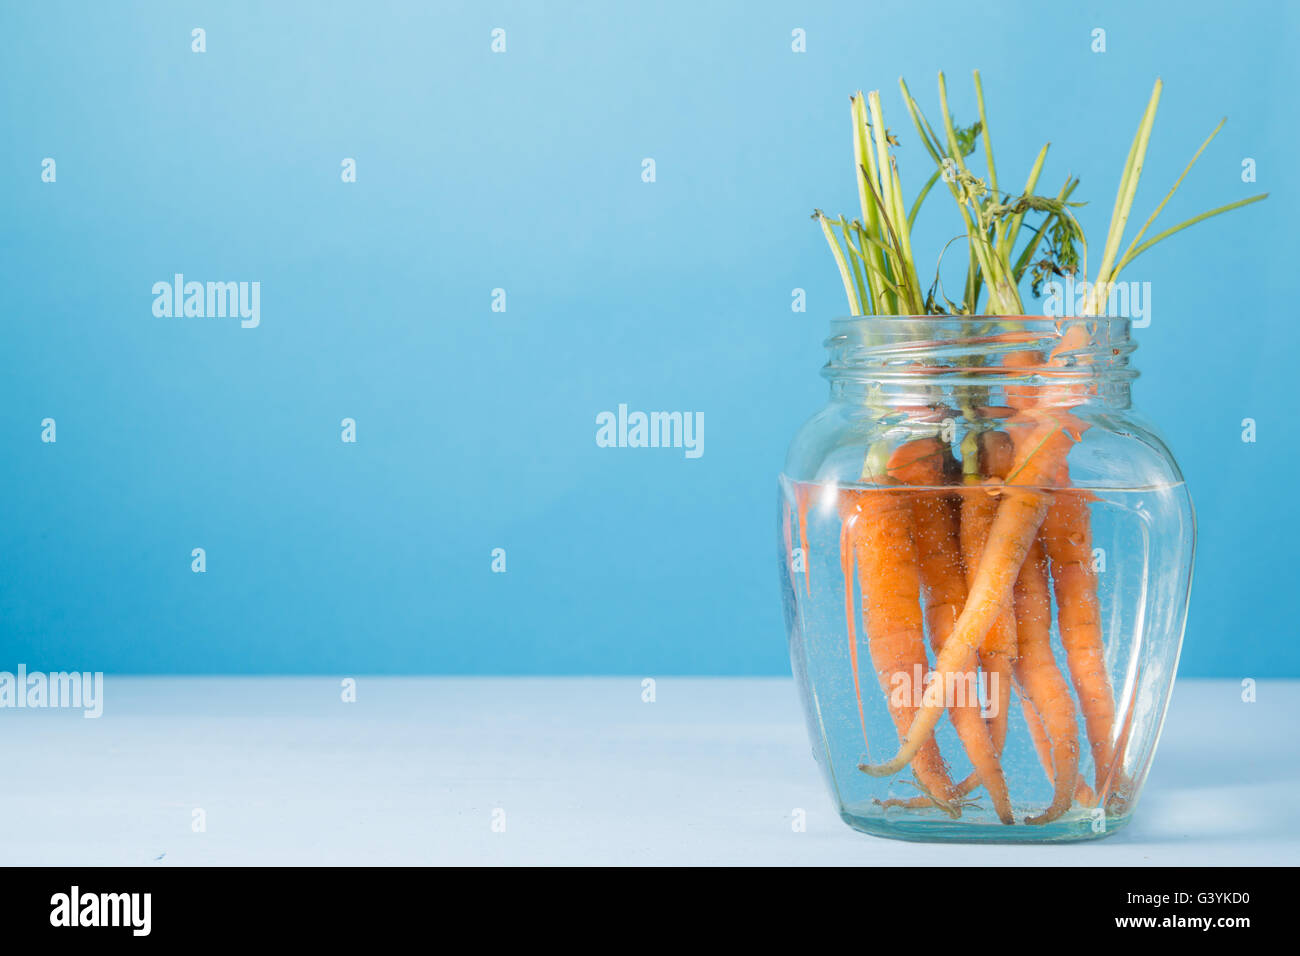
[823,315,1138,410]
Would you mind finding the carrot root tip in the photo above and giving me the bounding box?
[857,760,908,778]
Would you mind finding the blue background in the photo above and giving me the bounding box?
[2,1,1295,676]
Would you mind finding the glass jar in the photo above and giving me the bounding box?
[778,315,1194,843]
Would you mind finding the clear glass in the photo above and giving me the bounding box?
[778,316,1194,843]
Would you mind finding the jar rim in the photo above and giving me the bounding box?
[822,313,1138,396]
[828,314,1131,326]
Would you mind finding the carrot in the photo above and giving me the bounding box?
[838,501,870,750]
[957,432,1017,756]
[1041,471,1116,797]
[1013,535,1080,824]
[1002,348,1043,412]
[887,439,1013,821]
[1015,677,1053,780]
[1097,667,1138,812]
[1006,333,1119,803]
[858,410,1078,783]
[795,482,814,597]
[841,486,960,815]
[959,494,1016,754]
[1017,676,1096,809]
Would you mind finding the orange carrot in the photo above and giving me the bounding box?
[1041,476,1116,796]
[1013,535,1080,824]
[960,503,1016,753]
[1005,330,1120,803]
[795,482,814,597]
[1017,675,1096,808]
[838,502,869,750]
[859,410,1078,783]
[957,437,1017,757]
[1015,677,1053,781]
[1097,667,1138,812]
[1002,348,1043,412]
[887,439,1013,821]
[1005,332,1121,803]
[951,430,1017,756]
[841,486,960,814]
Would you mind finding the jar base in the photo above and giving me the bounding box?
[838,801,1132,845]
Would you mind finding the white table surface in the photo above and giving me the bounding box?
[2,677,1294,866]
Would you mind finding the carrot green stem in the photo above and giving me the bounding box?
[908,168,943,230]
[1117,117,1225,267]
[1112,193,1269,277]
[972,70,1003,250]
[851,93,894,313]
[1001,142,1049,259]
[936,72,1021,315]
[1088,78,1162,313]
[838,215,870,312]
[816,210,861,315]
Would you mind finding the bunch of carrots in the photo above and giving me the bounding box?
[808,73,1265,824]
